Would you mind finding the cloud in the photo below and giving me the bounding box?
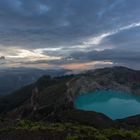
[69,49,140,62]
[83,21,140,46]
[0,0,139,49]
[0,0,140,70]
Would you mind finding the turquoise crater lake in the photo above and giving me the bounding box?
[74,90,140,120]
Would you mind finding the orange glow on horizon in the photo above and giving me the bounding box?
[60,61,113,70]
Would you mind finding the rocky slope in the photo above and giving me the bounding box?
[0,66,140,129]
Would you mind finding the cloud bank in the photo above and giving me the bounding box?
[0,0,140,70]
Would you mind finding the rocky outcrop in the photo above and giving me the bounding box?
[66,77,102,102]
[31,87,40,111]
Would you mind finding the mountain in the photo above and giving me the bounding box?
[0,68,71,95]
[0,66,140,139]
[0,67,140,124]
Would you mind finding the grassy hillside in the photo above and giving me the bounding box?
[0,119,140,140]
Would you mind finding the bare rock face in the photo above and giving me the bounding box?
[66,77,102,102]
[31,87,40,111]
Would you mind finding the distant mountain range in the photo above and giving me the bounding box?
[0,68,71,95]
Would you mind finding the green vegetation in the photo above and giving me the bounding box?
[0,120,140,140]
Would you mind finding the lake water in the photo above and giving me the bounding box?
[74,90,140,120]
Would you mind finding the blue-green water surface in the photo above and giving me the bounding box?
[74,90,140,120]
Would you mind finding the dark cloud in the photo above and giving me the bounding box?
[0,0,140,69]
[69,49,140,61]
[18,49,140,66]
[0,0,139,48]
[102,26,140,50]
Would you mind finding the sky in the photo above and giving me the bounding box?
[0,0,140,71]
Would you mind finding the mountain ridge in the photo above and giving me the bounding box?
[0,66,140,129]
